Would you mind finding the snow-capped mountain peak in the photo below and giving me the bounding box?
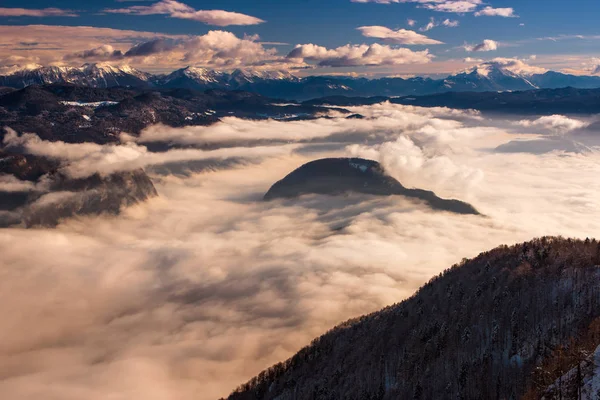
[229,68,299,82]
[156,66,300,89]
[0,63,152,88]
[181,66,223,83]
[444,62,539,91]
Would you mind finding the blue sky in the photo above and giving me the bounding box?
[1,0,599,76]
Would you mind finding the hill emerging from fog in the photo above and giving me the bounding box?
[264,158,479,215]
[228,237,600,400]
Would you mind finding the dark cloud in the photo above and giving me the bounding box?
[124,38,180,57]
[64,45,125,61]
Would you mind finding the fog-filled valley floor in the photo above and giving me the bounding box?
[3,102,600,399]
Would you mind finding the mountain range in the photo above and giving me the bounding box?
[3,63,600,101]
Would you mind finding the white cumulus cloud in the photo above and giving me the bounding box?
[464,39,498,52]
[357,26,443,45]
[286,43,433,67]
[517,115,591,134]
[474,6,517,17]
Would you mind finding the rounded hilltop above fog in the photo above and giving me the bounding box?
[264,158,479,215]
[264,158,401,199]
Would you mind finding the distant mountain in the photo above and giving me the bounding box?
[530,71,600,90]
[0,63,153,89]
[154,67,300,91]
[264,158,479,215]
[307,87,600,115]
[0,84,339,144]
[3,63,600,100]
[441,64,539,92]
[227,237,600,400]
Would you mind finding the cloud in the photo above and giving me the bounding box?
[464,39,498,52]
[287,43,433,67]
[351,0,482,13]
[104,0,264,26]
[0,7,78,17]
[495,137,593,155]
[138,118,348,144]
[2,130,297,179]
[417,18,457,32]
[407,18,417,27]
[474,6,517,17]
[4,102,600,400]
[517,115,591,134]
[62,31,283,69]
[424,0,481,13]
[482,57,547,75]
[419,18,437,32]
[0,25,191,72]
[442,18,459,27]
[64,45,125,61]
[136,106,484,147]
[347,135,484,193]
[124,38,179,57]
[563,57,600,76]
[464,57,483,63]
[181,31,279,67]
[357,26,443,45]
[0,174,36,192]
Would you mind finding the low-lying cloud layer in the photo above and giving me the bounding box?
[3,104,600,399]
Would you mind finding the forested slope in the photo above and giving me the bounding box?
[228,237,600,400]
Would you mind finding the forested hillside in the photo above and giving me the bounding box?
[228,237,600,400]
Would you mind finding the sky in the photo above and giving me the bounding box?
[1,0,600,76]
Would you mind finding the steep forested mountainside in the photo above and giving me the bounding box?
[227,237,600,400]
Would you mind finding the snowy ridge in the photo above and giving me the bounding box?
[0,63,152,88]
[158,67,300,87]
[3,62,600,100]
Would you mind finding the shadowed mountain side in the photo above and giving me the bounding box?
[264,158,479,215]
[227,237,600,400]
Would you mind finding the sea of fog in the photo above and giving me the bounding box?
[3,103,600,399]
